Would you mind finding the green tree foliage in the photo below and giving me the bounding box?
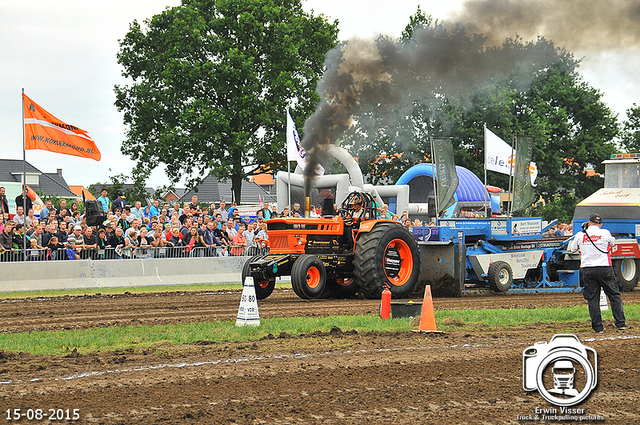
[621,104,640,153]
[535,193,580,224]
[88,173,152,205]
[114,0,338,203]
[35,191,83,213]
[344,9,618,220]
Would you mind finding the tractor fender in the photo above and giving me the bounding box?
[357,219,402,234]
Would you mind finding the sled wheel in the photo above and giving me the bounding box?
[487,261,513,292]
[613,258,639,292]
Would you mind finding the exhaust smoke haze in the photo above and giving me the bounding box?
[300,0,639,194]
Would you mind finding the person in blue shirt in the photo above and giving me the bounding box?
[40,199,53,220]
[97,188,110,213]
[149,199,160,219]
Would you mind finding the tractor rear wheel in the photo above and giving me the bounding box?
[354,223,420,299]
[291,254,328,299]
[324,277,359,298]
[241,256,276,300]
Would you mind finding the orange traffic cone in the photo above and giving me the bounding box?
[413,285,443,333]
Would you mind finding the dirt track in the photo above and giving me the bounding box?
[1,289,639,424]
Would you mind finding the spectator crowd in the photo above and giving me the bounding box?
[0,185,436,263]
[0,189,277,262]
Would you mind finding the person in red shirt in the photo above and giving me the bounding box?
[231,223,246,256]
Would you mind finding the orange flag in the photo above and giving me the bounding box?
[23,93,101,161]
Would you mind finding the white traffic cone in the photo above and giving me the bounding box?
[236,276,260,327]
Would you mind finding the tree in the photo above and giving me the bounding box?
[535,192,579,224]
[621,104,640,153]
[88,172,152,205]
[115,0,338,203]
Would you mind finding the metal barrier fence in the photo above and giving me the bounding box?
[0,245,270,263]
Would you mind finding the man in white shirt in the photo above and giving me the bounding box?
[570,213,629,333]
[12,206,25,225]
[130,201,144,220]
[225,219,237,238]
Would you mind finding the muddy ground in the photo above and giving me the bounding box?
[1,289,639,424]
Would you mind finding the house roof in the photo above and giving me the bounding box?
[0,159,76,198]
[251,173,275,186]
[178,175,277,204]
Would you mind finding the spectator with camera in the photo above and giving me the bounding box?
[112,193,126,213]
[108,227,127,259]
[203,221,224,256]
[184,226,206,256]
[570,213,629,333]
[46,235,65,260]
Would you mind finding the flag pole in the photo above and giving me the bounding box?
[483,124,489,218]
[287,159,291,217]
[507,135,515,217]
[429,136,438,218]
[286,110,291,216]
[21,89,28,256]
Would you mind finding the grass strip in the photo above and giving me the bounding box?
[1,304,637,356]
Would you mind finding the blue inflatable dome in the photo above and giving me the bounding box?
[389,163,500,216]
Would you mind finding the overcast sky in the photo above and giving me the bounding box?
[1,0,638,190]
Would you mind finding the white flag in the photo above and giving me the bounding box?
[530,161,538,187]
[286,110,324,175]
[485,126,537,185]
[287,110,305,166]
[485,127,514,175]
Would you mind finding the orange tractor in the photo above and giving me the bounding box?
[242,192,420,300]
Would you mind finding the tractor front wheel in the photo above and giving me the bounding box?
[291,254,328,299]
[354,223,420,299]
[241,256,276,300]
